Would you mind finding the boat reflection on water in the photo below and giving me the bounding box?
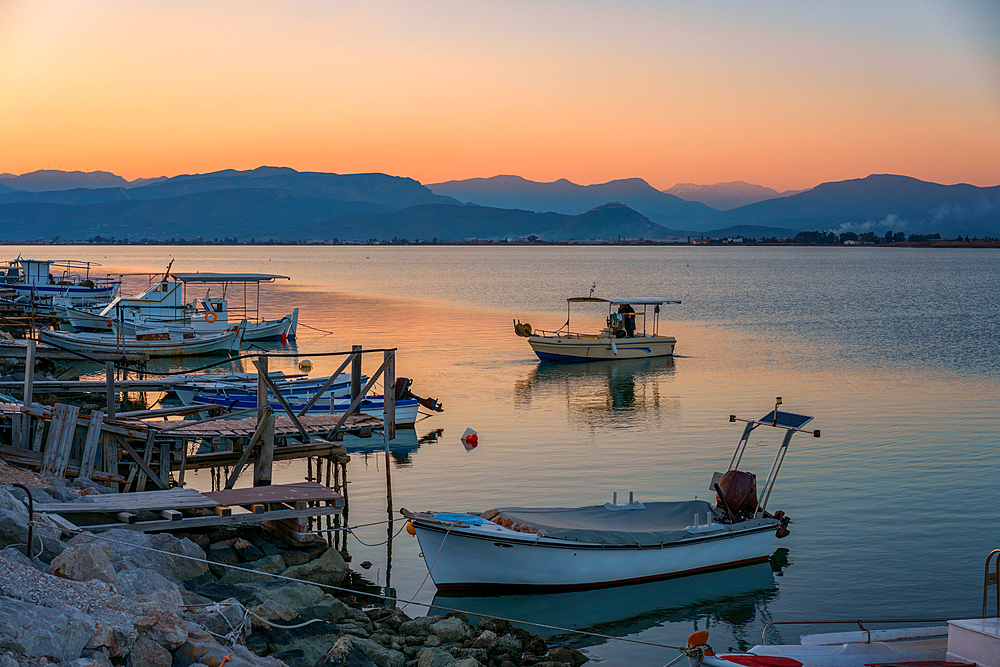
[429,551,787,647]
[514,356,678,429]
[343,428,444,466]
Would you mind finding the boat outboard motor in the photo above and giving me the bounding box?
[395,377,444,413]
[715,470,758,522]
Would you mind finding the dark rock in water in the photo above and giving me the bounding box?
[523,634,548,656]
[313,636,376,667]
[546,646,588,666]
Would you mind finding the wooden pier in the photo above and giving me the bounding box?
[0,345,401,543]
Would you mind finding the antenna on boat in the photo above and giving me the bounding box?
[773,396,781,425]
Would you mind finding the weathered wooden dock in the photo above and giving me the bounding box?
[36,482,343,541]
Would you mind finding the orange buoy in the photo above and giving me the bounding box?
[405,520,416,536]
[688,630,709,647]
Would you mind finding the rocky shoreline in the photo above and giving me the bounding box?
[0,472,589,667]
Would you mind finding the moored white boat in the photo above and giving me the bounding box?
[191,391,422,424]
[515,296,680,362]
[405,399,817,591]
[38,325,243,357]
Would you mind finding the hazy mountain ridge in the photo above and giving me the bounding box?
[0,168,996,241]
[0,170,130,192]
[665,181,807,210]
[428,175,717,228]
[716,174,1000,236]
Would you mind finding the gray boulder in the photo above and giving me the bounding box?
[126,635,171,667]
[0,545,46,572]
[220,553,285,585]
[185,598,250,645]
[350,637,406,667]
[429,617,471,642]
[67,530,208,582]
[0,596,96,660]
[415,647,456,667]
[314,636,376,667]
[48,541,121,591]
[281,547,348,588]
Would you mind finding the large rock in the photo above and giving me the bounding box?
[186,598,250,645]
[248,599,297,628]
[351,637,406,667]
[48,541,121,591]
[0,545,46,572]
[240,580,327,611]
[134,609,189,650]
[0,506,64,562]
[415,648,456,667]
[300,595,369,624]
[281,547,348,588]
[259,619,341,667]
[546,646,589,666]
[0,596,96,660]
[220,554,285,585]
[314,636,376,667]
[172,626,287,667]
[399,616,438,636]
[126,635,171,667]
[429,617,471,643]
[68,530,208,582]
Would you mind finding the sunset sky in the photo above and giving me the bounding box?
[1,1,998,191]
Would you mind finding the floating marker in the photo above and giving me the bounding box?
[461,427,479,451]
[298,359,312,371]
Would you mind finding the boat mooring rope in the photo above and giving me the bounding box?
[30,519,693,655]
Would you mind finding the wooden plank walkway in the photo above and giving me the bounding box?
[35,482,344,534]
[146,412,383,439]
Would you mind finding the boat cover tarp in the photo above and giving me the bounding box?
[483,500,718,546]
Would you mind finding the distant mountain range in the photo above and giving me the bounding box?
[0,167,995,242]
[663,181,806,210]
[428,175,716,229]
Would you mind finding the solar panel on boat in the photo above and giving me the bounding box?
[757,410,813,429]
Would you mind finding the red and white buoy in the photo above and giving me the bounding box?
[461,427,478,451]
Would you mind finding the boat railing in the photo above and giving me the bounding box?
[984,549,999,617]
[760,618,953,645]
[531,328,605,339]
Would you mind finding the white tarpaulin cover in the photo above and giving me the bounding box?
[482,500,718,546]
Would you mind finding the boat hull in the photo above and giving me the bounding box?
[528,334,676,362]
[39,329,238,357]
[412,519,777,592]
[191,394,421,425]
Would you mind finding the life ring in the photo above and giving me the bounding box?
[205,312,217,323]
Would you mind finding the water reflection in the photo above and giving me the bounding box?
[343,428,444,466]
[514,357,679,429]
[429,554,786,648]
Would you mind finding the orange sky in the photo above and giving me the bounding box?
[1,1,998,191]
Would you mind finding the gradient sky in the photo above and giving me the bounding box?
[1,0,998,191]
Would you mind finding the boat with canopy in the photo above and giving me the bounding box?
[404,399,817,592]
[514,296,680,362]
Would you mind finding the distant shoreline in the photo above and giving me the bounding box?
[0,240,997,248]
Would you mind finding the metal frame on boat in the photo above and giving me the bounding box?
[515,296,680,362]
[404,399,818,592]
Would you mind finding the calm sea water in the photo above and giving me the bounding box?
[8,245,999,665]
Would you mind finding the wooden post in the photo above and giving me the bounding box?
[383,350,395,443]
[20,339,35,449]
[158,437,170,488]
[350,345,362,413]
[105,362,116,421]
[254,410,274,487]
[79,410,104,481]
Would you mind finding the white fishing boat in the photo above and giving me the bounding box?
[3,258,119,302]
[171,372,359,406]
[38,324,243,357]
[404,399,816,592]
[514,296,680,362]
[694,548,1000,667]
[59,270,297,341]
